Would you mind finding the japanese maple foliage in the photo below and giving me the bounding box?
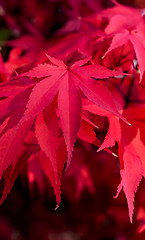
[1,0,145,228]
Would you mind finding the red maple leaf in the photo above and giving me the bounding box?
[0,53,127,206]
[21,55,128,168]
[84,101,145,222]
[102,1,145,82]
[1,0,144,222]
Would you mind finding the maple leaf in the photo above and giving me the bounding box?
[21,55,128,168]
[83,101,145,222]
[102,1,145,82]
[102,1,143,33]
[106,121,145,223]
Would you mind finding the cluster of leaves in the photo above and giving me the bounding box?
[1,0,145,226]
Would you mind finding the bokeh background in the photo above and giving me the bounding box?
[1,0,145,239]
